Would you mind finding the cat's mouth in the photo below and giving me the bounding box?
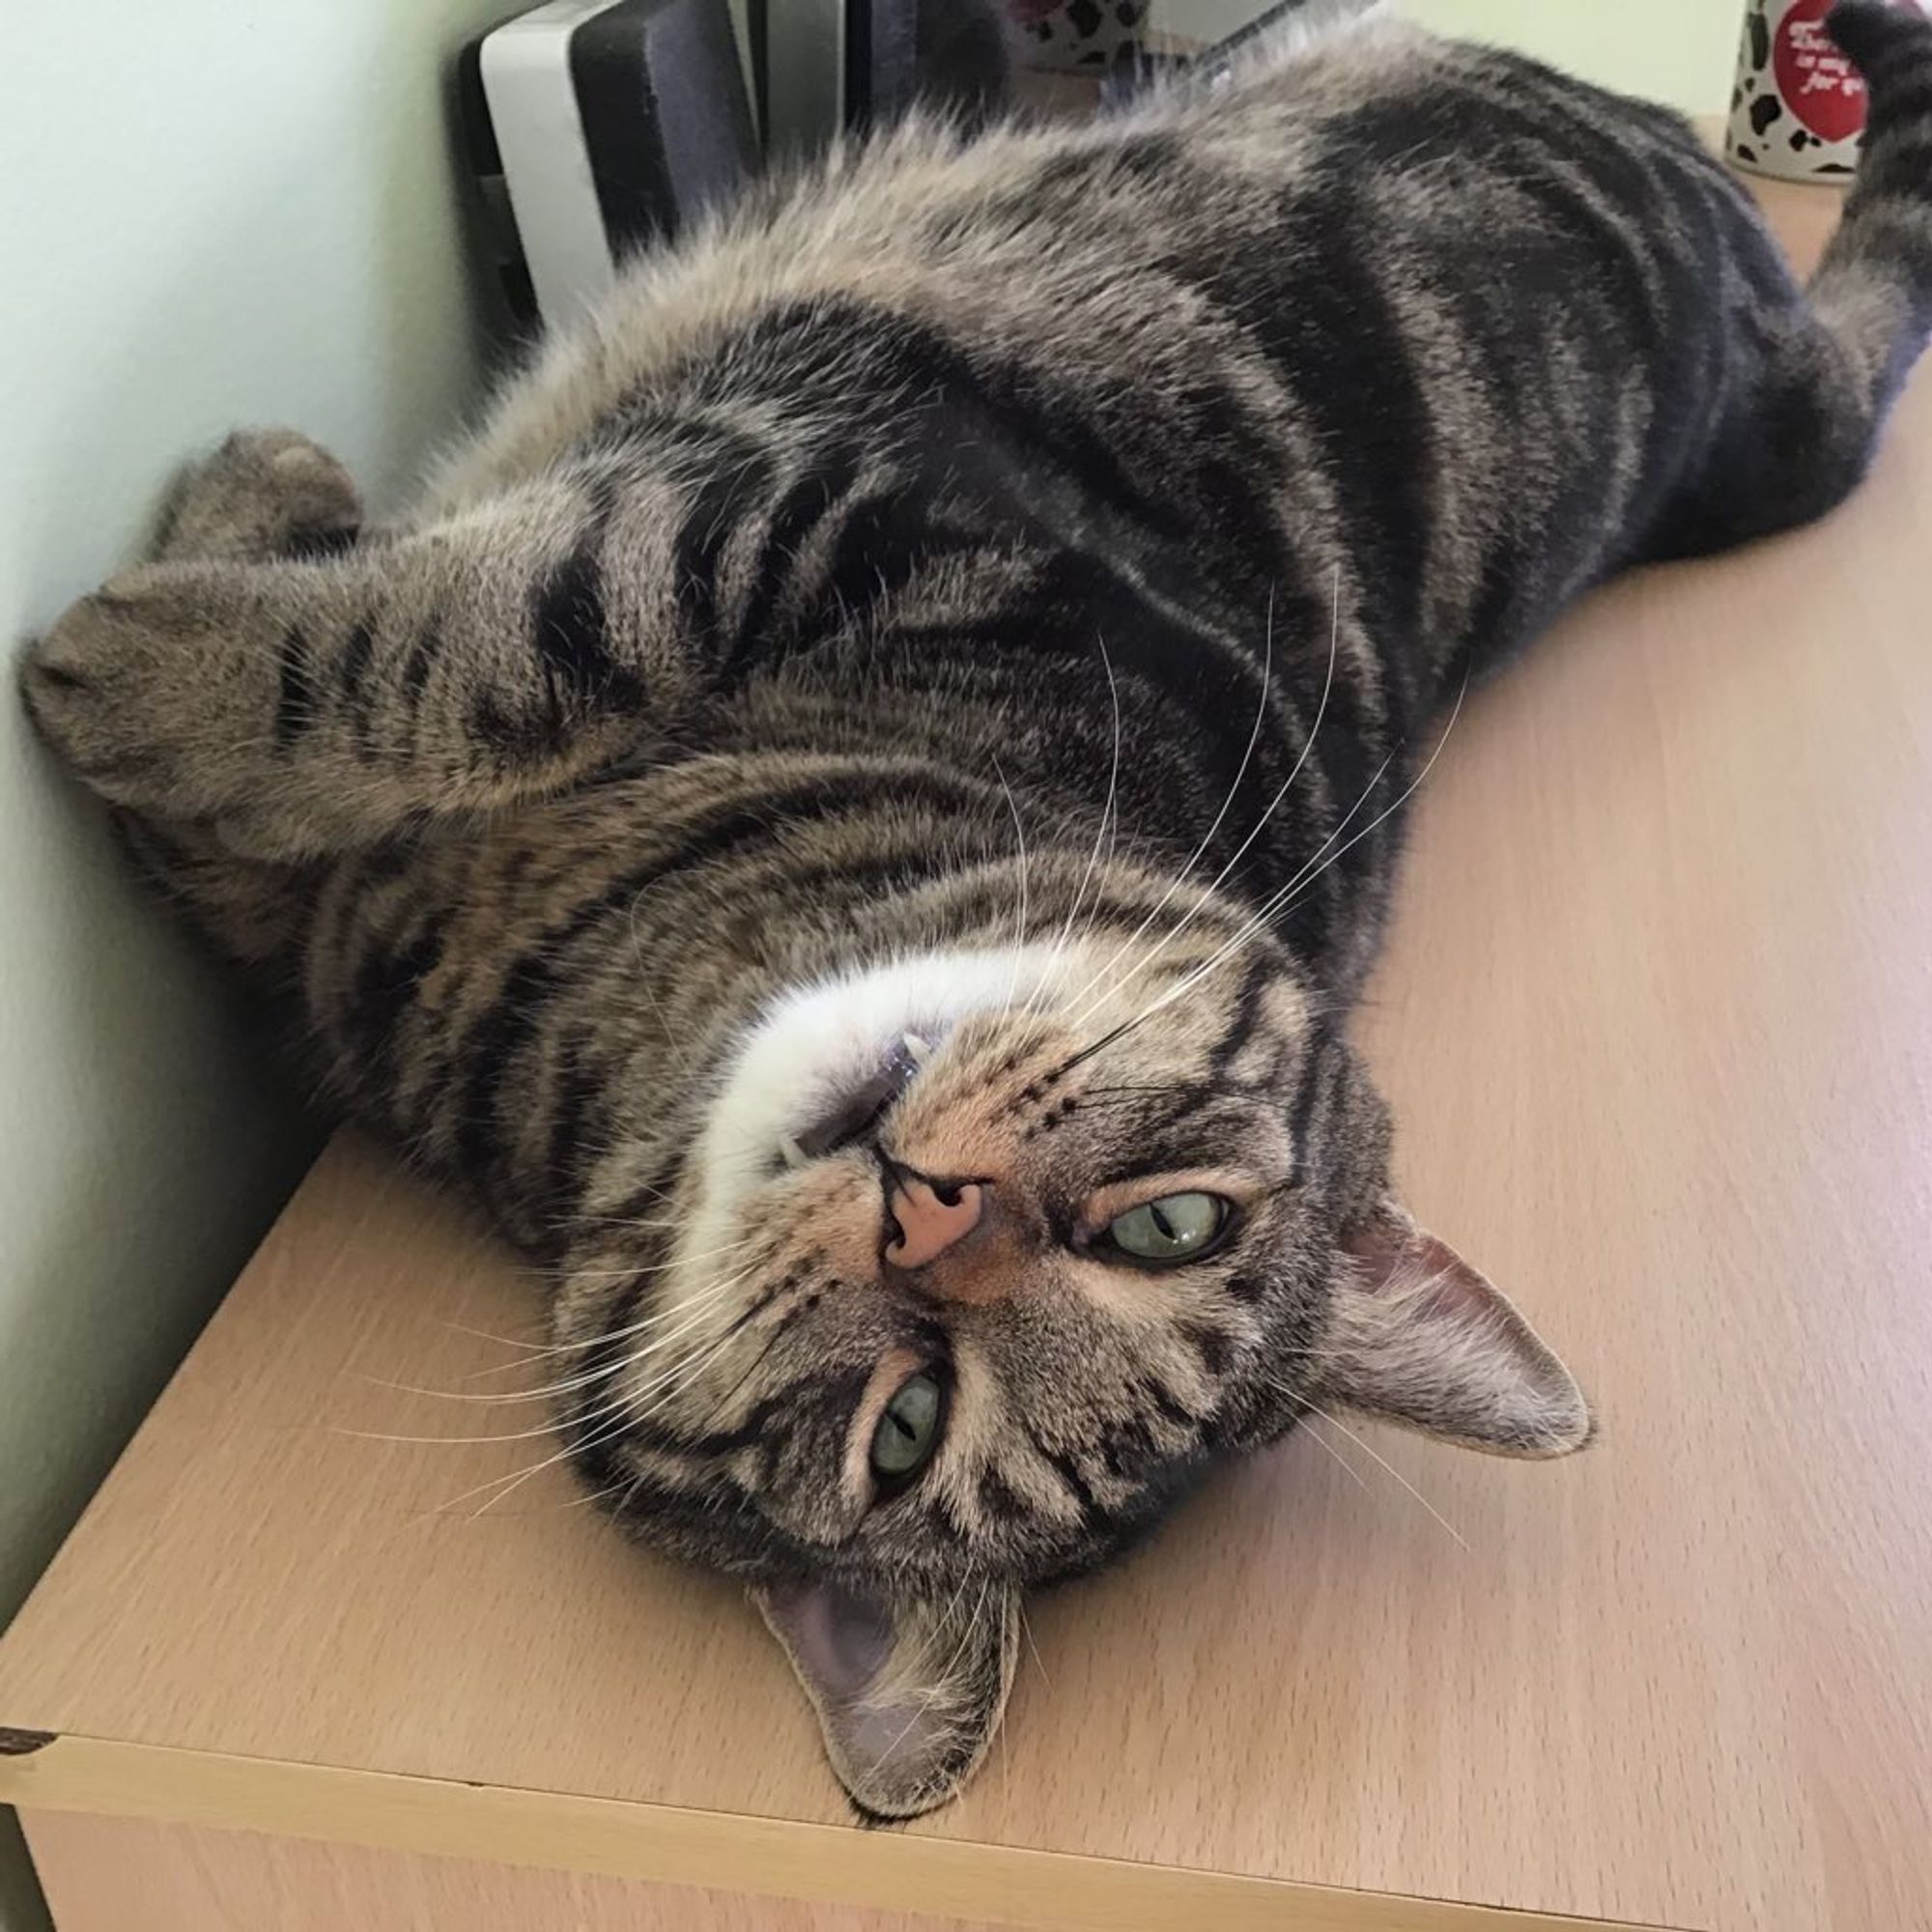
[784,1033,936,1168]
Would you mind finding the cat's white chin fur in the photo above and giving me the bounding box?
[664,940,1100,1318]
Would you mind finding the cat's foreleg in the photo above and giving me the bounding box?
[24,432,690,861]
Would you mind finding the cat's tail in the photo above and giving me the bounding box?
[1814,2,1932,409]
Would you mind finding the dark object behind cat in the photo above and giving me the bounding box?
[24,1,1932,1818]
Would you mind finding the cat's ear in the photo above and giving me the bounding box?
[1315,1199,1593,1456]
[753,1577,1020,1819]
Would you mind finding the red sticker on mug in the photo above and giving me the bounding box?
[1774,0,1868,143]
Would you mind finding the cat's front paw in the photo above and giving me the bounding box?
[22,564,268,819]
[154,428,361,563]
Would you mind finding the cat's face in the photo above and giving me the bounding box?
[562,931,1590,1817]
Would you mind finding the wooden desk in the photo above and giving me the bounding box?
[2,182,1928,1932]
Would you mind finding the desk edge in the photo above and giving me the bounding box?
[0,1732,1687,1932]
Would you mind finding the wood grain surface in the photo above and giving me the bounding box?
[21,1812,995,1932]
[1,183,1928,1932]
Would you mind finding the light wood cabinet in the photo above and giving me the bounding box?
[2,179,1927,1932]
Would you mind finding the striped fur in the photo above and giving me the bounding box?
[24,2,1932,1817]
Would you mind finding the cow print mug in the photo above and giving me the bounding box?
[1005,0,1149,73]
[1728,0,1927,181]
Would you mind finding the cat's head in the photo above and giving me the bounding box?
[561,907,1589,1818]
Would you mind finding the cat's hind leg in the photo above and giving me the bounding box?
[1806,4,1932,428]
[1651,3,1932,559]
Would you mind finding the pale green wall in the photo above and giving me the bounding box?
[1401,0,1742,114]
[0,2,515,1923]
[1161,1,1744,116]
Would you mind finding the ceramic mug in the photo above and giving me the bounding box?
[1727,0,1926,182]
[1006,0,1150,74]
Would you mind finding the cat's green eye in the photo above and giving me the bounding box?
[869,1371,945,1486]
[1104,1191,1232,1264]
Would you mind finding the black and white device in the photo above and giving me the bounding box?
[462,0,1003,331]
[461,2,1293,332]
[763,0,932,159]
[462,0,759,331]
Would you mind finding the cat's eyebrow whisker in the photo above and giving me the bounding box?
[556,1476,641,1513]
[610,1282,781,1410]
[502,1328,788,1516]
[679,1321,787,1434]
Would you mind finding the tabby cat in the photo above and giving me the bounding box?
[24,0,1932,1818]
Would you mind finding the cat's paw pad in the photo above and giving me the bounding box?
[154,428,361,562]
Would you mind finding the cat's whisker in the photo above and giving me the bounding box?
[613,1297,769,1409]
[334,1414,596,1448]
[1019,1600,1052,1689]
[1119,668,1472,1037]
[627,884,700,1078]
[438,1320,554,1360]
[1057,668,1463,1075]
[598,1261,775,1365]
[452,1264,762,1417]
[1071,645,1129,963]
[1303,1405,1470,1552]
[561,1233,761,1283]
[377,1256,773,1407]
[569,1212,694,1233]
[454,1257,764,1375]
[1059,586,1283,1019]
[1298,1413,1375,1496]
[555,1313,787,1492]
[1065,584,1308,1023]
[457,1345,603,1380]
[993,755,1031,1022]
[1073,740,1398,1059]
[1041,634,1122,986]
[443,1317,756,1516]
[1250,670,1473,943]
[1065,567,1342,1034]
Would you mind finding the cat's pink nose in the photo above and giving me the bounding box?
[883,1179,984,1270]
